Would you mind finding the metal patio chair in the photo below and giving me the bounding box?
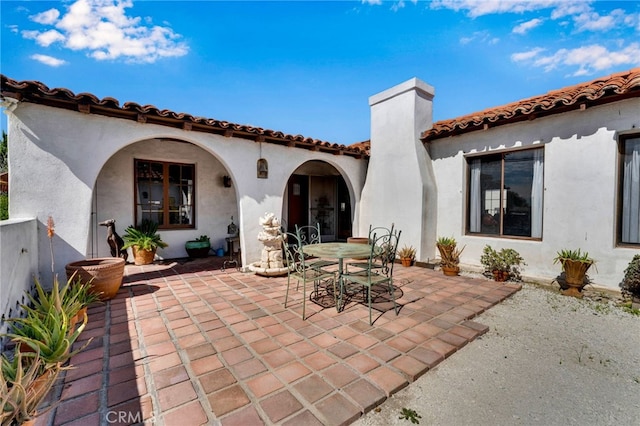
[283,231,336,320]
[342,229,401,325]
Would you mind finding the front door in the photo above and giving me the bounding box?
[287,174,308,233]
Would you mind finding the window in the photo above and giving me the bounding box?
[135,159,195,229]
[468,148,544,238]
[620,135,640,244]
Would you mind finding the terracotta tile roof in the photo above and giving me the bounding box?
[0,75,367,159]
[422,67,640,142]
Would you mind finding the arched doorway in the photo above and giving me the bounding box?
[284,161,352,241]
[90,138,238,260]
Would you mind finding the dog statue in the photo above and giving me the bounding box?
[99,219,128,262]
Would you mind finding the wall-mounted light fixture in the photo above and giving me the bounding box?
[257,158,268,179]
[223,175,232,187]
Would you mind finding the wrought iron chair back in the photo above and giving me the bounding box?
[347,223,397,275]
[294,224,322,245]
[282,231,336,320]
[342,228,402,325]
[282,232,307,274]
[294,223,338,269]
[366,229,401,278]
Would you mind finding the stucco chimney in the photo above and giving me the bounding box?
[358,78,437,262]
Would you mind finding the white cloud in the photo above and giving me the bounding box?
[513,18,543,35]
[573,9,627,32]
[430,0,586,19]
[459,30,499,45]
[30,8,60,25]
[513,43,640,76]
[30,54,67,67]
[549,1,593,19]
[511,47,545,62]
[21,0,188,64]
[22,29,66,47]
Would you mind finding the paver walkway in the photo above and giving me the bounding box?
[35,257,520,426]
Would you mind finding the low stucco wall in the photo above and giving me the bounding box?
[0,218,39,348]
[429,99,640,290]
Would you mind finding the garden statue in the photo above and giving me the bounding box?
[247,213,289,276]
[99,219,128,262]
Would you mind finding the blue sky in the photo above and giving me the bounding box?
[1,0,639,144]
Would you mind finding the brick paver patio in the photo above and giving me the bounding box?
[34,257,520,426]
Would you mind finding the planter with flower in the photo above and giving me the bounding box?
[436,236,465,276]
[480,245,525,282]
[553,249,595,298]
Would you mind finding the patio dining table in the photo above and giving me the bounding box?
[302,242,374,311]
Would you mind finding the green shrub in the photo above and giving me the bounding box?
[0,193,7,220]
[620,255,640,298]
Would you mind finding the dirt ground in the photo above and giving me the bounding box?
[353,282,640,426]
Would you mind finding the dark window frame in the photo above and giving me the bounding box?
[465,147,544,240]
[617,133,640,246]
[134,159,196,230]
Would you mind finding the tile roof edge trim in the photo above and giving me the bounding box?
[422,67,640,142]
[0,74,368,159]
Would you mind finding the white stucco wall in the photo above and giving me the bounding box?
[6,103,367,278]
[428,98,640,289]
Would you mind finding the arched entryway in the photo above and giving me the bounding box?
[90,138,238,260]
[283,161,352,241]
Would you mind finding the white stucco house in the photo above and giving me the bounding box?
[1,68,639,327]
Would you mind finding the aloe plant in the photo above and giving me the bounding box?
[26,275,100,321]
[1,351,60,425]
[4,304,89,366]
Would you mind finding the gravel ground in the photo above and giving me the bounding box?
[354,283,640,426]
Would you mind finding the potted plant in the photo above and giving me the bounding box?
[436,236,465,276]
[122,219,168,265]
[26,275,100,331]
[4,302,90,366]
[397,245,416,267]
[480,245,525,282]
[553,249,595,298]
[185,235,211,258]
[1,350,60,425]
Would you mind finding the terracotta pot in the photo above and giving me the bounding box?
[69,306,88,331]
[347,237,369,260]
[401,257,413,267]
[560,259,592,298]
[492,270,510,282]
[131,246,157,265]
[65,257,125,300]
[442,265,460,276]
